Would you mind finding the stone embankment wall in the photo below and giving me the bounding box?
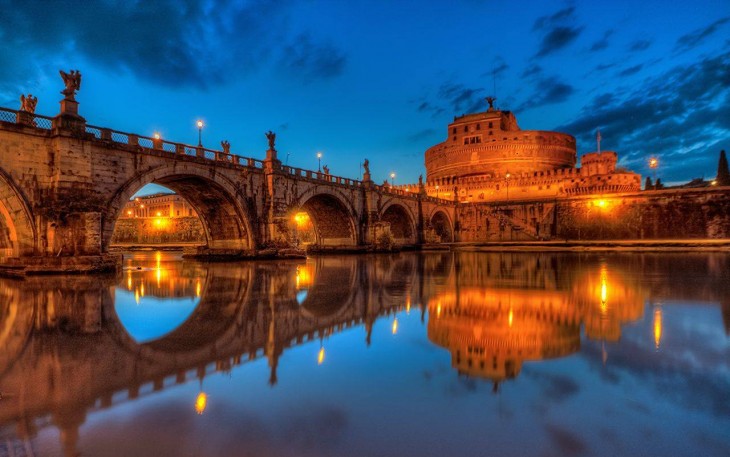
[111,217,205,245]
[456,187,730,241]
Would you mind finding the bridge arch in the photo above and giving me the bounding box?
[297,257,359,319]
[380,201,417,245]
[291,188,359,247]
[103,164,255,252]
[428,208,454,243]
[0,170,36,257]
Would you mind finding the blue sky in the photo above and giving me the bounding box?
[1,0,728,190]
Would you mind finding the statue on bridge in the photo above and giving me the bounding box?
[323,165,330,175]
[20,94,37,113]
[221,140,231,154]
[59,70,82,100]
[265,130,276,151]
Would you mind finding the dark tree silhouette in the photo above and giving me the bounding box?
[644,176,653,190]
[717,149,730,186]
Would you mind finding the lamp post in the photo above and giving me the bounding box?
[390,172,396,186]
[649,157,658,189]
[196,120,204,147]
[317,152,322,172]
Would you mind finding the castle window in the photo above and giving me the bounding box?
[452,127,456,134]
[489,131,493,135]
[464,125,468,132]
[476,123,481,130]
[489,122,493,128]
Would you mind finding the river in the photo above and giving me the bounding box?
[1,251,728,456]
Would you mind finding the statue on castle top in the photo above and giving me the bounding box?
[418,174,423,186]
[265,130,276,151]
[363,158,370,175]
[59,70,82,100]
[221,140,230,154]
[20,94,37,113]
[486,96,496,110]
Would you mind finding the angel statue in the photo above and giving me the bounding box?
[363,158,370,175]
[20,94,38,113]
[221,140,231,154]
[59,69,82,99]
[265,130,276,151]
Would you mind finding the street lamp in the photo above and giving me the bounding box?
[390,172,396,186]
[649,157,658,189]
[317,152,322,172]
[196,120,204,147]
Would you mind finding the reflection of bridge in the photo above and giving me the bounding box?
[1,252,729,455]
[0,254,425,456]
[0,79,455,273]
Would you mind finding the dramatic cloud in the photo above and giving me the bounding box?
[628,39,652,52]
[519,75,574,110]
[0,0,346,96]
[437,82,486,114]
[560,48,730,181]
[617,64,643,77]
[674,17,730,53]
[533,6,584,57]
[589,30,614,52]
[522,64,543,78]
[279,33,347,83]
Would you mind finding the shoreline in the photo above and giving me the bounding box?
[448,239,730,252]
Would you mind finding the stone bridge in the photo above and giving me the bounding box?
[0,84,455,273]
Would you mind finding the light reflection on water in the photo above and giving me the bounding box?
[0,251,728,456]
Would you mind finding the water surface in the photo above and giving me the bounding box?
[1,251,728,456]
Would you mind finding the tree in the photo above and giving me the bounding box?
[655,178,664,189]
[644,176,653,190]
[717,149,730,186]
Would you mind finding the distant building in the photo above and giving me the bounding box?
[120,193,198,219]
[422,102,641,202]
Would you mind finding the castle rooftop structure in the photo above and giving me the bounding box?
[422,99,641,202]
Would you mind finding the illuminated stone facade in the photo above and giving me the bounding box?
[422,103,641,203]
[120,192,198,219]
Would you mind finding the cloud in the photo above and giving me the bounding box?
[674,17,730,53]
[617,64,643,77]
[532,6,584,58]
[519,75,574,110]
[536,26,585,58]
[437,82,485,114]
[522,63,543,79]
[279,33,347,83]
[589,30,614,52]
[533,6,576,31]
[559,49,730,181]
[545,423,588,456]
[406,128,438,142]
[628,39,652,52]
[0,0,346,96]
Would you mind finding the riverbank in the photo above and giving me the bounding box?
[448,239,730,252]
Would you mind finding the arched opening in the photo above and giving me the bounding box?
[291,193,357,248]
[110,184,206,247]
[430,211,453,243]
[298,257,357,318]
[0,171,36,258]
[104,168,254,253]
[381,204,416,245]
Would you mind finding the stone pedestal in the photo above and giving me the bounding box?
[15,111,35,127]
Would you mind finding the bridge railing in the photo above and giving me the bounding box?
[281,165,363,188]
[0,107,54,129]
[84,124,266,170]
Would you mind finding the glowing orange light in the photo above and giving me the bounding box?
[153,132,161,140]
[156,211,162,217]
[127,210,132,216]
[317,346,325,365]
[134,288,140,304]
[195,279,201,297]
[436,302,442,318]
[600,267,608,313]
[197,120,204,129]
[392,318,398,335]
[195,392,207,415]
[296,265,313,288]
[654,307,663,350]
[508,307,514,327]
[293,211,310,227]
[649,157,658,169]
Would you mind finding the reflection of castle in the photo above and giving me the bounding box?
[426,258,646,385]
[428,289,580,385]
[421,101,641,202]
